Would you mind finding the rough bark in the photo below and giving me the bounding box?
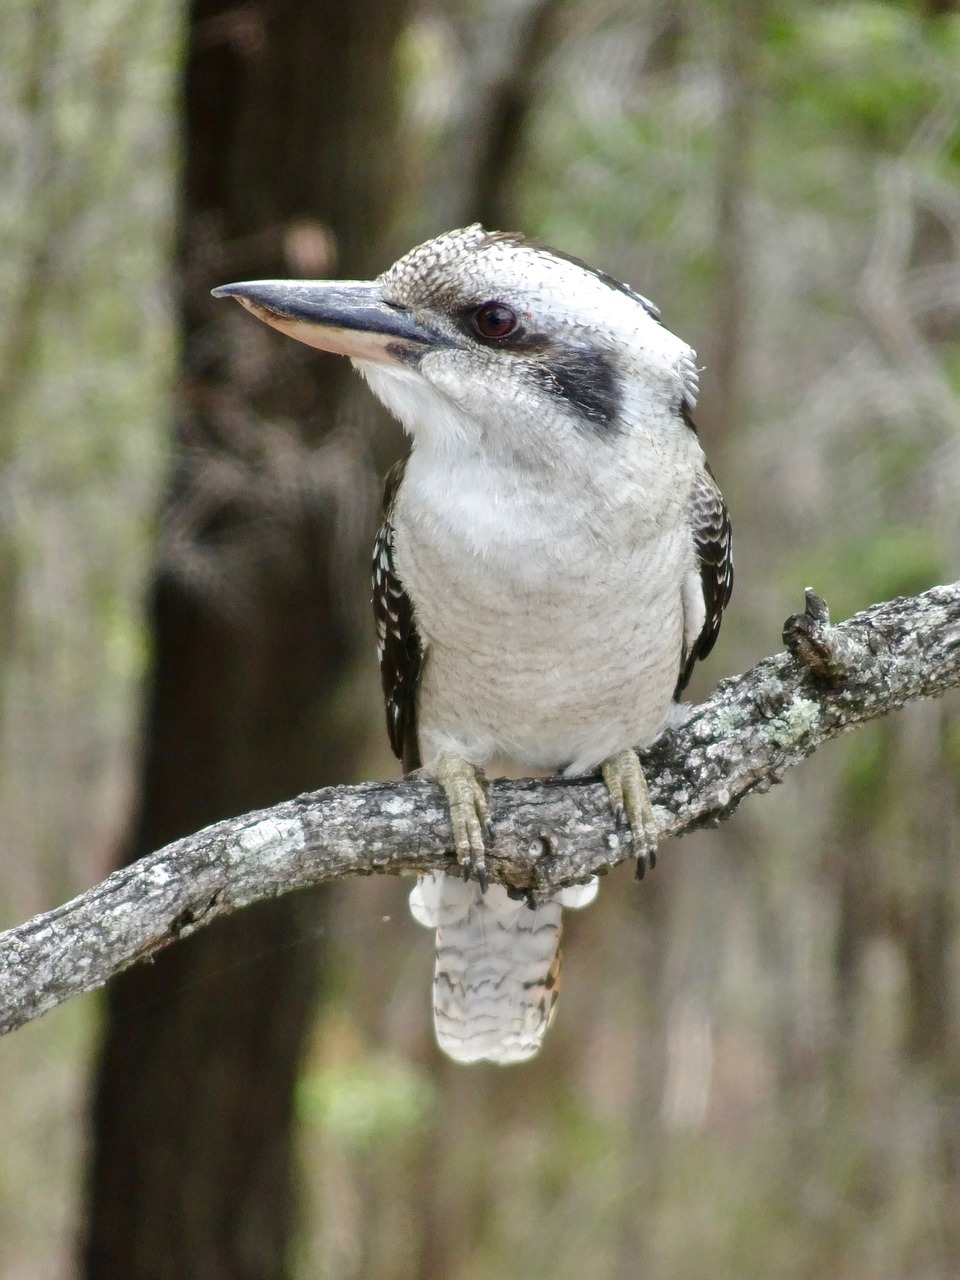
[80,3,409,1279]
[3,582,958,1038]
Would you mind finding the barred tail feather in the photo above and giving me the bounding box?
[409,871,598,1066]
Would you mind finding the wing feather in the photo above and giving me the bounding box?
[372,458,424,771]
[676,460,733,697]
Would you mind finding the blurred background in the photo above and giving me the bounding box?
[2,1,960,1277]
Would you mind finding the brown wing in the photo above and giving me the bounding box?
[676,461,733,698]
[373,458,424,772]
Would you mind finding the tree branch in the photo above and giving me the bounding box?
[2,581,958,1035]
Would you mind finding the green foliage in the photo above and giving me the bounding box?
[766,3,960,152]
[840,717,896,826]
[790,524,943,619]
[0,8,178,1262]
[0,995,98,1279]
[298,1053,437,1151]
[0,0,178,919]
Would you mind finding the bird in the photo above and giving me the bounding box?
[212,224,732,1065]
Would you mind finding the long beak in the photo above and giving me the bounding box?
[211,279,437,362]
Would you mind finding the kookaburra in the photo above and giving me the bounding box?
[213,225,732,1066]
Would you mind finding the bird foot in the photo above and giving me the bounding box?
[435,752,490,890]
[601,748,658,879]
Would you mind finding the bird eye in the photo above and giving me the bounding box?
[471,301,518,340]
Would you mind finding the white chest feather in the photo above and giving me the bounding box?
[393,441,698,773]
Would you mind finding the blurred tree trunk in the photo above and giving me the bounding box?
[82,2,408,1278]
[469,0,566,230]
[703,0,765,445]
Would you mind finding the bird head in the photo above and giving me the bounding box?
[213,225,698,471]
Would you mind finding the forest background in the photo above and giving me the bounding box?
[2,1,960,1278]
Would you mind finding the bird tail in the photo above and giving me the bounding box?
[409,871,598,1065]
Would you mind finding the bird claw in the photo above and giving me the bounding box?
[436,752,490,891]
[601,748,658,879]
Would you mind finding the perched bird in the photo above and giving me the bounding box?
[213,225,732,1065]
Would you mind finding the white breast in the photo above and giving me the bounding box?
[394,438,699,774]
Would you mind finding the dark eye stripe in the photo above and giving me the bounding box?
[538,347,622,432]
